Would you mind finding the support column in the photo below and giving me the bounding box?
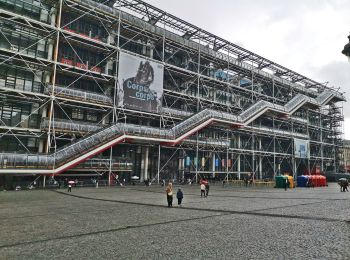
[158,145,161,184]
[212,153,215,178]
[237,135,241,180]
[108,147,113,186]
[105,33,116,75]
[148,40,154,58]
[46,0,62,157]
[47,39,55,61]
[258,137,262,180]
[195,135,199,184]
[38,106,48,153]
[273,118,276,178]
[259,157,263,180]
[50,7,56,26]
[278,161,281,177]
[141,147,149,182]
[293,157,297,179]
[251,134,255,180]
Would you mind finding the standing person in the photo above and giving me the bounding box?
[165,183,173,207]
[284,177,289,191]
[176,188,184,207]
[344,180,349,192]
[200,183,206,197]
[205,182,210,197]
[244,177,248,187]
[68,183,72,192]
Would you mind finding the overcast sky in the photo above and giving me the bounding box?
[144,0,350,138]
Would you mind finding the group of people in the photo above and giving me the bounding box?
[165,179,211,207]
[165,183,183,207]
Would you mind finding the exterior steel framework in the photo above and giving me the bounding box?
[0,0,345,185]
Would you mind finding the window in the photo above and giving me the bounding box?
[71,108,84,120]
[87,111,97,122]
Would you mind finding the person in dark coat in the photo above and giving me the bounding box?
[176,188,184,206]
[344,180,349,192]
[205,182,210,197]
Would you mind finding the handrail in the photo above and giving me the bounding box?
[0,90,344,174]
[46,84,113,105]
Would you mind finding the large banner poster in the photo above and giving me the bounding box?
[117,52,164,113]
[294,138,310,158]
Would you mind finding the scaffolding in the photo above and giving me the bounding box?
[0,0,345,186]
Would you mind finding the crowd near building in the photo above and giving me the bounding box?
[0,0,346,187]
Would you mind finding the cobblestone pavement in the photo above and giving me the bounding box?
[0,183,349,259]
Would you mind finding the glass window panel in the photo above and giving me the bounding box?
[16,78,24,90]
[72,108,84,120]
[0,78,5,88]
[24,80,32,91]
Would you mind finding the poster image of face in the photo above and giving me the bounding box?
[117,52,164,113]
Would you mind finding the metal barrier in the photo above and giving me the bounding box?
[47,84,112,105]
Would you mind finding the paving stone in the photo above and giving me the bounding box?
[0,183,349,259]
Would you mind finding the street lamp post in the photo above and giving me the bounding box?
[342,34,350,62]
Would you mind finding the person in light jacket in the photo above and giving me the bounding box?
[165,183,173,207]
[200,183,206,197]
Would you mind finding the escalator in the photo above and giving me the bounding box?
[0,90,345,174]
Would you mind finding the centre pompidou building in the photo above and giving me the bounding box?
[0,0,345,186]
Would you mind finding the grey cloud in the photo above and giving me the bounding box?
[310,61,350,114]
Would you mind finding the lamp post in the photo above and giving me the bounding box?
[342,34,350,62]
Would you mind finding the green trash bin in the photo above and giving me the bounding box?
[275,175,287,188]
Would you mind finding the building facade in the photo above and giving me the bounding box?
[0,0,345,186]
[342,140,350,172]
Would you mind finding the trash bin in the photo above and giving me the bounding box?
[287,175,294,188]
[297,175,308,187]
[275,175,286,188]
[320,175,327,186]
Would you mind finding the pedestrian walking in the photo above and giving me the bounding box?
[176,188,183,206]
[68,183,72,192]
[165,183,173,207]
[205,182,210,197]
[200,183,206,197]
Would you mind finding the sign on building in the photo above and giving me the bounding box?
[117,52,164,113]
[294,138,310,158]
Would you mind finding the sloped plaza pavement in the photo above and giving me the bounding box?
[0,183,349,259]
